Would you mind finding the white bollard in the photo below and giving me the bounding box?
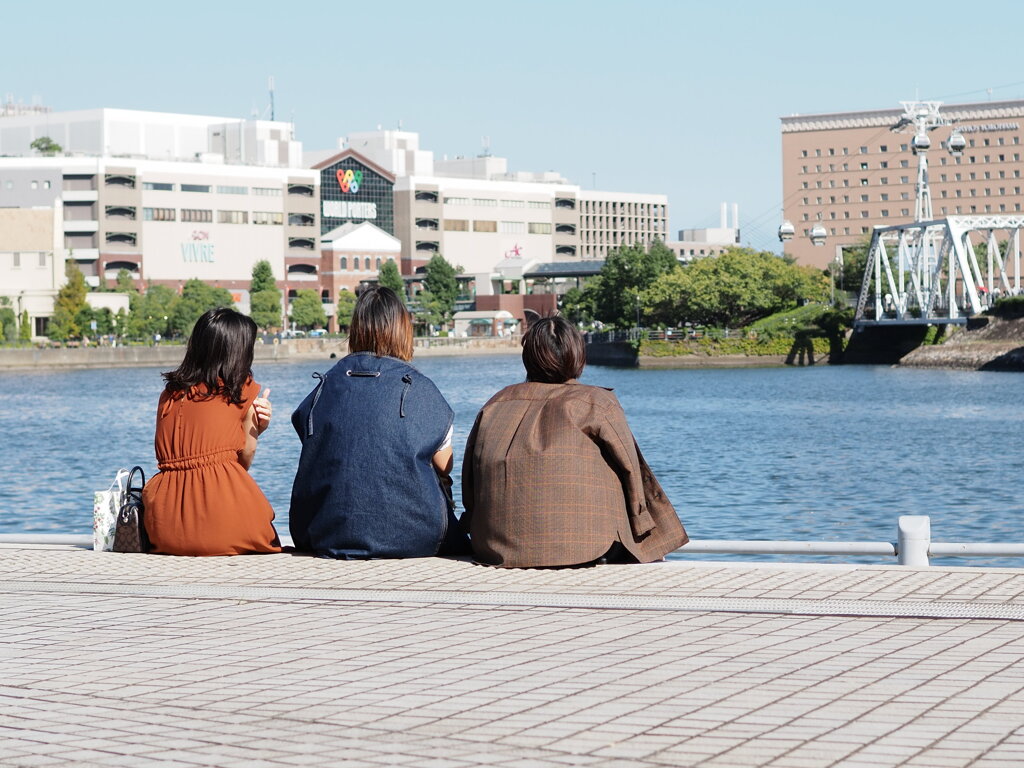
[897,515,931,567]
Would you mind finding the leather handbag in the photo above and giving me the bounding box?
[113,466,149,553]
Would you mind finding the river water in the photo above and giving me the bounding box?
[1,354,1021,566]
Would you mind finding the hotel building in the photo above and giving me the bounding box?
[781,99,1024,269]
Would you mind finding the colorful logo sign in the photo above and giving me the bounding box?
[336,168,363,194]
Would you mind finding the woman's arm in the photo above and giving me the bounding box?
[432,445,454,475]
[239,404,260,470]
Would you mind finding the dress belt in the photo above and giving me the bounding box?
[158,448,238,471]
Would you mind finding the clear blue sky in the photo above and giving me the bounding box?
[6,0,1024,251]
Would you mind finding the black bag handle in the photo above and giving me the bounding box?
[126,466,146,500]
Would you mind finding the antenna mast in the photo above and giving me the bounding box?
[268,76,275,121]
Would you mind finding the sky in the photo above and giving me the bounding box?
[5,0,1024,252]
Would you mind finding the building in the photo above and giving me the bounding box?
[0,207,65,337]
[319,222,401,328]
[781,99,1024,269]
[665,203,740,262]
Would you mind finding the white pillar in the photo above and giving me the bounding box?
[898,515,931,566]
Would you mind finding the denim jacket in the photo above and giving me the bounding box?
[289,352,464,558]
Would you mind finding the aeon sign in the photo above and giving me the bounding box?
[181,230,215,262]
[336,168,363,193]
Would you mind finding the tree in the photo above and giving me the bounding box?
[643,247,829,328]
[19,309,31,341]
[30,136,62,156]
[48,261,89,341]
[170,279,234,337]
[559,287,596,325]
[335,290,358,330]
[290,289,327,330]
[378,259,405,296]
[0,298,16,342]
[127,285,178,339]
[248,260,282,330]
[113,268,137,294]
[591,240,680,328]
[419,254,459,329]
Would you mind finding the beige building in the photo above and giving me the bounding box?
[781,99,1024,269]
[0,207,65,337]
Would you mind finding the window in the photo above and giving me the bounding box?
[181,208,212,222]
[253,186,282,196]
[880,161,888,169]
[842,163,849,171]
[880,194,889,201]
[11,252,20,268]
[900,160,909,168]
[815,149,821,157]
[472,198,497,207]
[474,220,497,232]
[802,197,809,205]
[829,148,835,156]
[217,185,248,195]
[501,199,525,208]
[881,210,889,217]
[900,176,909,184]
[443,196,470,205]
[860,179,868,186]
[861,211,869,218]
[499,221,526,234]
[860,194,869,202]
[252,211,283,225]
[859,146,868,154]
[801,165,808,173]
[217,210,248,224]
[143,207,175,221]
[30,180,38,190]
[340,257,347,270]
[802,182,808,189]
[801,150,808,157]
[880,145,888,152]
[414,190,438,202]
[143,182,174,191]
[860,162,869,170]
[181,184,211,193]
[43,180,50,189]
[443,219,469,231]
[528,222,552,234]
[528,201,550,209]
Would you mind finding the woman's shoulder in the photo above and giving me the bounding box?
[483,381,619,409]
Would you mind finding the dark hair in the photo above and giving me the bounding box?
[348,286,413,361]
[521,315,585,383]
[162,308,257,405]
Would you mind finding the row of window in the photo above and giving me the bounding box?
[800,136,1022,158]
[802,184,1024,206]
[337,255,395,271]
[441,197,552,209]
[440,219,554,234]
[2,179,52,190]
[8,251,48,268]
[800,153,1023,175]
[803,202,1024,224]
[141,207,286,224]
[140,182,284,195]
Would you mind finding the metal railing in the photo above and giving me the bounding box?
[1,517,1022,566]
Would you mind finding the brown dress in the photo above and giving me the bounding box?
[142,378,281,556]
[462,381,687,567]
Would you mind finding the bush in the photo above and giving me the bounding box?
[990,295,1024,319]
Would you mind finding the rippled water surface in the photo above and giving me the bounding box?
[1,355,1022,566]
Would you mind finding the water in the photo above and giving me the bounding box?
[1,355,1022,566]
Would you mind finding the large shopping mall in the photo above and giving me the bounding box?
[0,107,684,335]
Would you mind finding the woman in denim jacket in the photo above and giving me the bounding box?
[288,287,467,558]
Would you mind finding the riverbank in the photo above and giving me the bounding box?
[0,336,521,370]
[899,316,1024,371]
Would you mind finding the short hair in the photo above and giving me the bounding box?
[521,315,585,383]
[348,286,414,361]
[163,308,256,405]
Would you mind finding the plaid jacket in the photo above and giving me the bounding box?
[461,381,688,567]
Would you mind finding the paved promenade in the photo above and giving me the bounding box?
[1,546,1023,767]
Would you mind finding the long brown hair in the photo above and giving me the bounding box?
[348,286,413,361]
[162,308,256,404]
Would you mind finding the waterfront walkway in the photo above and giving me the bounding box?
[1,546,1023,767]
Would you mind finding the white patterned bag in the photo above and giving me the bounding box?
[93,469,131,551]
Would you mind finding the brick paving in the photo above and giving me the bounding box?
[1,545,1023,767]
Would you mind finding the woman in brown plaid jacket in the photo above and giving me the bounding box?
[461,316,687,567]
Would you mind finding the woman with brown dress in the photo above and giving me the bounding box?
[461,315,687,567]
[142,308,281,556]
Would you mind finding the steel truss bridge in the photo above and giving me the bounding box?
[854,215,1024,327]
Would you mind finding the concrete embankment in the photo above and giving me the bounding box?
[586,341,824,369]
[0,337,521,370]
[899,316,1024,371]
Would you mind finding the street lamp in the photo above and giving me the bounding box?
[635,293,641,331]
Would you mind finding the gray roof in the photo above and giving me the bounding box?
[523,261,605,279]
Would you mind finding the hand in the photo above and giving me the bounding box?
[253,388,272,435]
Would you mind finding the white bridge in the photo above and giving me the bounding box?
[854,215,1024,327]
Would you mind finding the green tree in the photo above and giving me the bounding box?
[170,279,234,337]
[248,260,282,330]
[644,247,829,328]
[0,298,16,342]
[591,240,680,328]
[378,259,405,296]
[290,289,327,330]
[559,287,596,325]
[19,309,31,341]
[30,136,62,156]
[420,254,459,329]
[829,237,871,296]
[127,284,178,339]
[113,268,137,294]
[48,262,89,341]
[335,290,358,330]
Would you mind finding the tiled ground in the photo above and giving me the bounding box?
[0,546,1022,767]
